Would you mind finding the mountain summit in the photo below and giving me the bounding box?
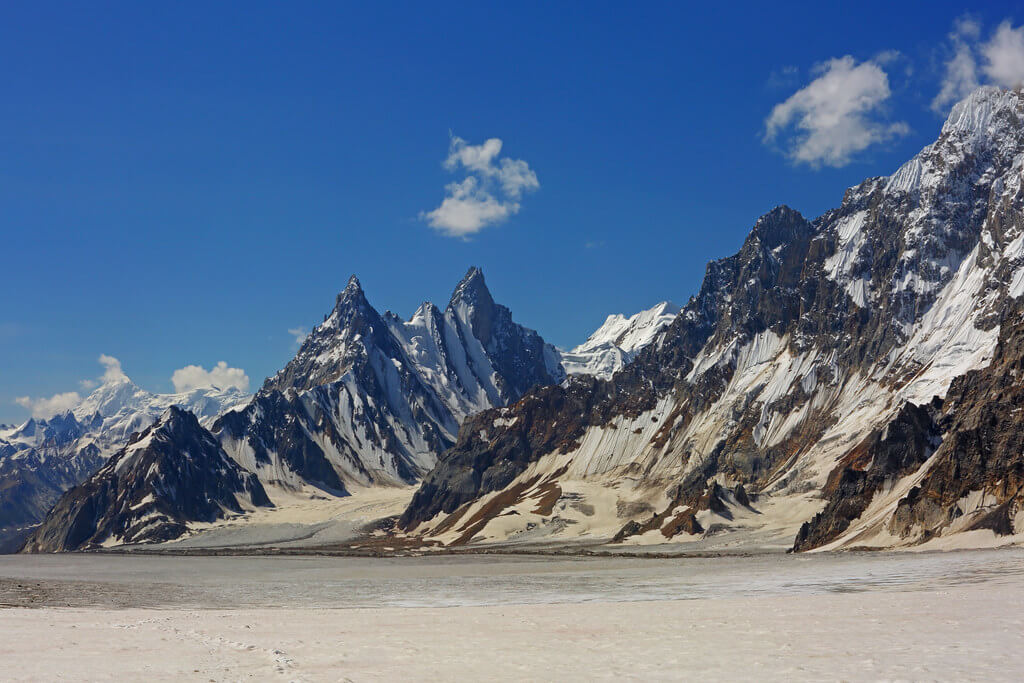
[0,367,250,551]
[560,301,681,378]
[23,407,271,552]
[213,268,565,500]
[14,267,671,551]
[400,87,1024,552]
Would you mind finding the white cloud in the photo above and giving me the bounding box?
[12,354,126,419]
[873,49,903,66]
[932,17,982,113]
[982,21,1024,89]
[931,18,1024,113]
[765,55,908,168]
[98,354,127,382]
[171,362,250,393]
[421,136,539,238]
[955,16,983,41]
[288,327,308,348]
[423,177,516,236]
[15,392,82,419]
[444,137,503,175]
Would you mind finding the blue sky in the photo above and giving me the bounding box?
[3,1,1023,422]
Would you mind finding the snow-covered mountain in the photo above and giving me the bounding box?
[559,302,680,378]
[22,268,571,550]
[23,407,271,552]
[215,267,565,494]
[0,373,250,551]
[400,86,1024,552]
[23,87,1024,554]
[0,413,104,552]
[73,374,250,444]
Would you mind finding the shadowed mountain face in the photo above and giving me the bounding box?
[801,296,1024,550]
[17,88,1024,554]
[22,407,271,553]
[0,413,103,552]
[401,88,1024,551]
[213,267,565,494]
[14,268,588,550]
[0,375,250,552]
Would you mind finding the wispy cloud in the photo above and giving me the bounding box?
[932,17,982,113]
[765,65,799,90]
[764,55,908,168]
[933,18,1024,113]
[288,327,308,348]
[98,354,127,382]
[171,361,250,393]
[15,392,82,419]
[12,353,128,419]
[421,136,539,238]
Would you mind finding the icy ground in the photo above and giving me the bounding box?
[1,550,1023,680]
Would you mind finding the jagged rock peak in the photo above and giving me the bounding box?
[334,274,367,308]
[448,266,494,310]
[156,404,196,431]
[748,205,812,250]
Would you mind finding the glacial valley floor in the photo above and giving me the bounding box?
[1,549,1022,681]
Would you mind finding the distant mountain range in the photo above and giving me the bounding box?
[0,379,247,551]
[559,301,680,377]
[14,269,674,550]
[15,86,1024,554]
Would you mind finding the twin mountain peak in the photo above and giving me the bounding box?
[16,86,1024,553]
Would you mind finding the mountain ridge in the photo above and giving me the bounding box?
[398,86,1024,552]
[11,268,676,551]
[22,406,271,552]
[0,377,250,551]
[18,85,1024,554]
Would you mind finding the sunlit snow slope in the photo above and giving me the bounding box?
[402,87,1024,553]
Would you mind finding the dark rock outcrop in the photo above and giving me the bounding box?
[21,407,271,552]
[884,299,1024,542]
[792,401,941,551]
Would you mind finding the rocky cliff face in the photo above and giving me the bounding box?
[791,401,942,551]
[896,304,1024,542]
[798,297,1024,550]
[400,87,1024,551]
[401,205,815,532]
[214,268,565,495]
[21,407,271,552]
